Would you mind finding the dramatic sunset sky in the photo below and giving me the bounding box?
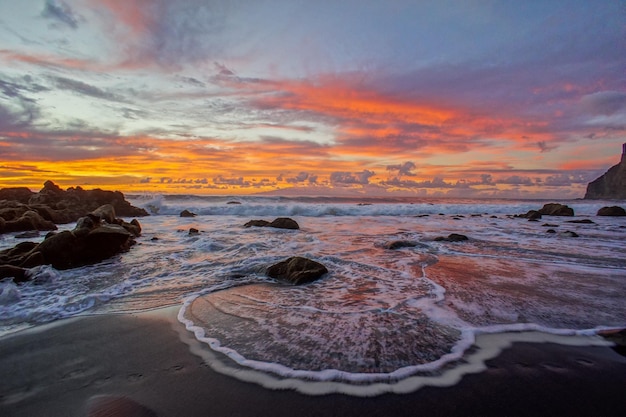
[1,1,624,197]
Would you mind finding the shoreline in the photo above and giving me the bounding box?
[1,308,625,416]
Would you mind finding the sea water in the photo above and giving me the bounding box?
[1,196,625,393]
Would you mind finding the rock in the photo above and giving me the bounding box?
[189,228,200,235]
[244,218,300,229]
[267,256,328,285]
[0,187,34,203]
[32,225,134,270]
[598,328,626,356]
[597,206,626,216]
[567,219,595,224]
[546,229,557,234]
[0,265,28,282]
[269,218,299,229]
[538,203,574,216]
[542,223,558,227]
[244,220,271,228]
[2,210,57,233]
[560,230,579,238]
[434,233,469,242]
[584,143,626,199]
[180,209,197,217]
[226,201,241,205]
[123,219,142,237]
[518,210,542,220]
[382,240,418,250]
[92,204,117,224]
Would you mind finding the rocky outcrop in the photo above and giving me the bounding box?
[597,206,626,216]
[0,181,148,235]
[266,256,328,285]
[0,205,141,279]
[244,217,300,230]
[584,144,626,199]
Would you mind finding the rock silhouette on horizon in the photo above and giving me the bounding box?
[584,143,626,199]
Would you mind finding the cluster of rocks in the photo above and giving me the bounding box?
[0,180,148,235]
[0,181,148,283]
[517,203,575,220]
[1,204,141,282]
[517,203,626,220]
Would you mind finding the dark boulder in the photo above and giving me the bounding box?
[92,204,117,224]
[244,220,270,228]
[267,256,328,285]
[1,210,57,233]
[538,203,574,216]
[269,218,299,229]
[180,209,197,217]
[244,218,300,230]
[435,233,469,242]
[567,219,595,224]
[560,230,579,238]
[0,265,29,283]
[597,206,626,216]
[0,187,34,204]
[518,210,542,220]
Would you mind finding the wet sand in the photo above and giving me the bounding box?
[1,308,625,417]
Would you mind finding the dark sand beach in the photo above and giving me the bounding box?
[1,308,625,417]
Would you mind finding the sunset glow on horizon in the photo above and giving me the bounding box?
[1,1,624,198]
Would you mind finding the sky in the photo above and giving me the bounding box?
[0,0,624,198]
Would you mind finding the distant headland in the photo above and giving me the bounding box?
[584,143,626,199]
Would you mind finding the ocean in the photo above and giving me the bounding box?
[1,196,625,395]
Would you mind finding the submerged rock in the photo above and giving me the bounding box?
[382,240,418,250]
[597,206,626,216]
[434,233,469,242]
[567,219,595,224]
[267,256,328,285]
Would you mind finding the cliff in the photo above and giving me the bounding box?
[584,143,626,199]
